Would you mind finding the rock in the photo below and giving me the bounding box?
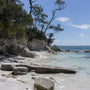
[51,45,62,52]
[35,65,76,74]
[16,63,76,74]
[34,78,54,90]
[2,53,13,58]
[22,47,35,58]
[0,46,5,55]
[0,55,5,60]
[63,50,70,52]
[0,41,5,46]
[72,51,80,53]
[84,50,90,53]
[1,63,15,71]
[6,44,35,58]
[27,39,48,51]
[0,50,4,55]
[15,63,40,71]
[49,77,57,83]
[44,46,52,52]
[13,67,28,75]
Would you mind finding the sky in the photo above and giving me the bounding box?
[20,0,90,46]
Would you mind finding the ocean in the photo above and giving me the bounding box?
[34,46,90,90]
[59,46,90,51]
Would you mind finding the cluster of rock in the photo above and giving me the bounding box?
[44,45,62,53]
[0,62,76,90]
[0,63,76,75]
[0,42,77,90]
[0,44,36,59]
[51,45,62,52]
[6,44,36,58]
[1,63,28,75]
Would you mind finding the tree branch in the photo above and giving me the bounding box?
[29,0,33,15]
[44,8,61,34]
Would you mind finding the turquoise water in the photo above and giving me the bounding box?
[48,46,90,74]
[59,46,90,51]
[50,52,90,74]
[48,46,90,90]
[34,46,90,90]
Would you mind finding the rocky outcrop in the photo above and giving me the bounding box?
[1,63,76,74]
[0,38,28,47]
[34,78,54,90]
[16,63,76,74]
[27,39,48,51]
[0,56,5,60]
[1,63,15,71]
[72,51,80,53]
[6,44,35,58]
[84,50,90,53]
[34,65,76,74]
[63,50,70,52]
[44,46,52,52]
[51,45,62,52]
[13,67,28,75]
[0,46,5,54]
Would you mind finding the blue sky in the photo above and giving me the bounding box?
[21,0,90,46]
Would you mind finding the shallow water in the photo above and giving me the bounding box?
[33,51,90,90]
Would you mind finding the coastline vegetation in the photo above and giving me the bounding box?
[0,0,65,45]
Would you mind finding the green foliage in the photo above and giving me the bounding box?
[49,24,64,33]
[47,33,54,46]
[26,27,46,41]
[0,0,65,46]
[0,0,33,39]
[55,0,65,5]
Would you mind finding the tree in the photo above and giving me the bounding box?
[47,33,54,46]
[28,0,65,37]
[44,0,65,34]
[0,0,33,39]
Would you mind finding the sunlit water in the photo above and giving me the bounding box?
[32,46,90,90]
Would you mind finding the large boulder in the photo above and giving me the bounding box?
[27,39,48,51]
[21,47,36,58]
[34,78,54,90]
[44,46,52,52]
[13,67,28,75]
[6,44,35,58]
[51,45,62,52]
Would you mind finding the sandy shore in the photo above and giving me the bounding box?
[0,51,56,90]
[0,51,90,90]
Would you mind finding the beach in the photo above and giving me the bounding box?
[0,50,90,90]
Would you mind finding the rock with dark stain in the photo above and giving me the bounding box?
[34,78,54,90]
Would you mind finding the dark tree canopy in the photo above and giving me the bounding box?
[0,0,65,45]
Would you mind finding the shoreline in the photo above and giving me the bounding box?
[0,51,49,90]
[0,51,90,90]
[0,51,61,90]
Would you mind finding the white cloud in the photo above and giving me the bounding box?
[79,33,85,37]
[72,24,90,30]
[57,17,70,23]
[57,17,90,30]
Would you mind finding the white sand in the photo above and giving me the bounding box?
[0,51,90,90]
[0,51,51,90]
